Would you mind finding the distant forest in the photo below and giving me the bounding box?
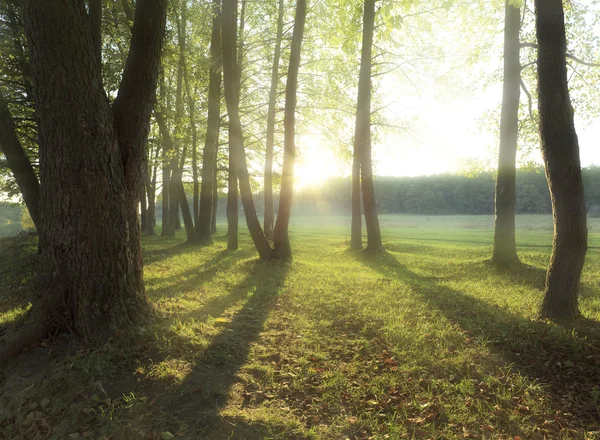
[149,167,600,218]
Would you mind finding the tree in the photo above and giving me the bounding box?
[0,92,40,230]
[353,0,383,253]
[197,0,222,244]
[492,0,521,266]
[535,0,587,320]
[222,0,272,260]
[273,0,307,260]
[263,0,285,241]
[5,0,166,355]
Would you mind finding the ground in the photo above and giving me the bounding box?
[1,214,600,439]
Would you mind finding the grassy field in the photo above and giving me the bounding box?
[1,215,600,439]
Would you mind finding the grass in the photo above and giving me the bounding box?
[1,214,600,439]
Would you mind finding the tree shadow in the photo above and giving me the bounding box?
[145,247,256,299]
[152,259,292,438]
[360,251,600,430]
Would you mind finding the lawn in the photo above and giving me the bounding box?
[1,215,600,439]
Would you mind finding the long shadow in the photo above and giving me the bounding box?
[154,259,292,439]
[146,247,255,299]
[360,251,600,431]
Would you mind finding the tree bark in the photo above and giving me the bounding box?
[89,0,102,70]
[112,0,167,293]
[535,0,587,320]
[222,0,273,260]
[197,0,222,244]
[273,0,306,261]
[0,93,40,230]
[263,0,285,241]
[350,152,362,250]
[20,0,165,342]
[492,1,521,266]
[356,0,383,253]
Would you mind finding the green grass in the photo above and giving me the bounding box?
[2,215,600,439]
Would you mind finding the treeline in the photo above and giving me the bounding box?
[287,167,600,216]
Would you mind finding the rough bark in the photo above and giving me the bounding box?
[112,0,167,293]
[89,0,102,70]
[263,0,285,241]
[273,0,306,261]
[492,1,521,266]
[356,0,383,253]
[535,0,587,320]
[197,0,222,244]
[222,0,272,260]
[0,93,40,230]
[20,0,159,343]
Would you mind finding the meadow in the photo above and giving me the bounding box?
[1,214,600,439]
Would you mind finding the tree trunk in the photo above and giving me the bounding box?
[227,131,239,250]
[350,152,362,250]
[273,0,306,261]
[89,0,102,70]
[222,0,273,260]
[112,0,167,294]
[0,93,41,230]
[145,162,156,236]
[492,1,521,266]
[263,0,285,241]
[21,0,165,342]
[535,0,587,320]
[161,142,172,236]
[212,159,218,234]
[141,184,148,233]
[356,0,382,253]
[197,0,222,244]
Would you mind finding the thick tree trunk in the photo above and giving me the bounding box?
[263,0,285,241]
[197,0,222,244]
[222,0,272,260]
[112,0,167,293]
[89,0,102,70]
[535,0,587,320]
[273,0,306,261]
[492,2,521,266]
[356,0,383,253]
[0,93,40,230]
[21,0,162,342]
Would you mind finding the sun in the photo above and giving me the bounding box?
[294,134,338,190]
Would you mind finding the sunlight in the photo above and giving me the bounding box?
[294,134,339,190]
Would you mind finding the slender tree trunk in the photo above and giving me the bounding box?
[223,0,272,260]
[535,0,587,320]
[212,159,218,234]
[160,111,174,236]
[0,93,40,230]
[145,162,156,236]
[141,185,148,233]
[350,153,362,249]
[227,130,239,249]
[273,0,306,261]
[226,0,245,251]
[263,0,285,241]
[19,0,165,343]
[356,0,382,253]
[89,0,102,70]
[197,0,222,244]
[492,1,521,266]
